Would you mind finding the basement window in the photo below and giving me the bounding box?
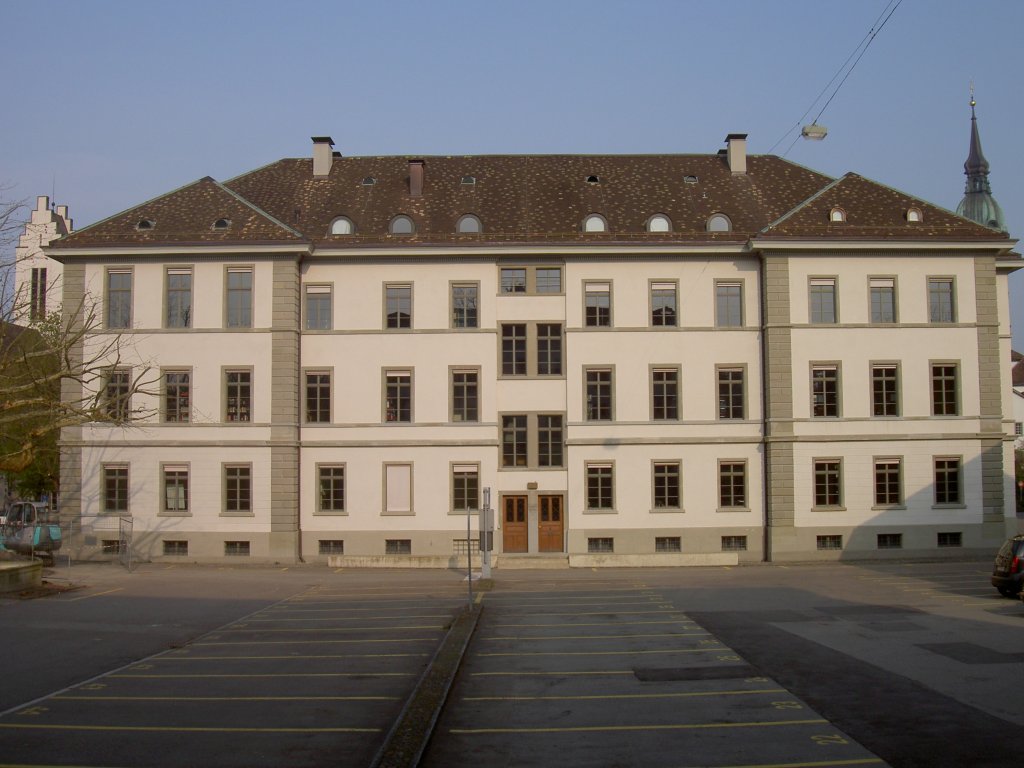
[816,535,843,551]
[937,532,962,548]
[101,539,121,554]
[136,219,155,230]
[877,533,902,550]
[385,539,412,555]
[163,540,188,556]
[655,536,681,553]
[224,540,251,556]
[588,537,614,553]
[319,539,345,555]
[721,535,747,551]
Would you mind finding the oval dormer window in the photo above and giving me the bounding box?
[362,176,376,186]
[213,218,231,230]
[389,215,415,235]
[329,217,354,235]
[829,207,846,223]
[586,175,601,184]
[647,214,671,233]
[136,218,155,230]
[456,214,482,234]
[583,214,607,233]
[706,213,731,232]
[906,207,922,223]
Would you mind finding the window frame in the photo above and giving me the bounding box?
[808,277,838,324]
[102,463,130,514]
[499,266,563,296]
[329,216,354,236]
[714,280,744,327]
[164,266,193,329]
[451,462,480,513]
[389,215,415,235]
[812,458,843,509]
[501,414,528,468]
[224,367,253,423]
[652,460,682,511]
[927,277,956,324]
[384,283,413,330]
[304,283,333,331]
[810,363,841,418]
[717,365,746,420]
[650,366,680,421]
[450,367,480,423]
[646,214,672,233]
[930,361,960,417]
[103,367,132,421]
[456,214,482,234]
[706,213,732,232]
[161,463,190,516]
[383,369,413,423]
[582,213,608,232]
[584,367,615,421]
[162,369,192,423]
[224,266,254,329]
[868,276,897,324]
[585,462,615,512]
[304,369,332,424]
[316,463,346,515]
[873,457,903,508]
[583,280,612,328]
[222,463,253,516]
[106,268,133,329]
[650,280,678,327]
[934,456,963,506]
[536,323,563,376]
[500,323,527,376]
[718,460,748,511]
[537,413,564,468]
[450,281,480,329]
[870,363,900,417]
[382,462,414,515]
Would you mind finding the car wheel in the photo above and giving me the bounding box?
[997,587,1014,597]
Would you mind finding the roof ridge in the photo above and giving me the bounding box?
[210,178,306,239]
[759,174,847,233]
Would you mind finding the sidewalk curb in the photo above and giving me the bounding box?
[370,601,482,768]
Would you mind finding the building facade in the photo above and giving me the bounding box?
[44,130,1021,565]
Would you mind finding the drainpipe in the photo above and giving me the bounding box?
[758,253,771,563]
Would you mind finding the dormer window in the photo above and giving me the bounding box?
[136,218,155,230]
[586,175,601,184]
[456,214,482,234]
[906,207,923,223]
[683,175,699,184]
[461,175,476,185]
[647,214,672,233]
[213,218,231,230]
[389,215,415,235]
[583,214,607,233]
[362,176,377,186]
[329,217,354,235]
[829,207,846,223]
[706,213,732,232]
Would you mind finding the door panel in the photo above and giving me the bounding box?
[538,495,564,552]
[503,496,528,553]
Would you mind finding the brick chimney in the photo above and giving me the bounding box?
[725,133,747,174]
[409,159,424,197]
[312,136,335,178]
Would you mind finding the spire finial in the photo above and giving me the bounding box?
[969,80,976,113]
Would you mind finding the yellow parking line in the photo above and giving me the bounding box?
[0,724,380,734]
[484,632,709,641]
[479,647,724,657]
[450,718,827,734]
[53,695,398,702]
[464,688,784,702]
[65,588,124,602]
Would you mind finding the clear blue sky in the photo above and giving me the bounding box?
[4,0,1021,343]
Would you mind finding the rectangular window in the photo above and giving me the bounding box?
[225,370,252,422]
[318,465,345,513]
[874,459,902,506]
[305,371,331,423]
[877,533,902,550]
[501,415,528,468]
[225,541,251,557]
[809,278,837,324]
[500,268,526,293]
[537,324,563,375]
[719,461,747,509]
[588,537,614,553]
[162,465,189,513]
[30,267,47,321]
[718,367,745,420]
[385,539,412,555]
[305,285,332,330]
[934,458,961,505]
[165,268,192,328]
[586,464,614,510]
[319,540,344,555]
[451,370,479,422]
[224,465,252,514]
[931,364,959,416]
[103,368,131,421]
[651,282,677,326]
[653,462,681,509]
[107,269,132,329]
[813,460,842,508]
[451,283,479,328]
[163,540,188,556]
[869,277,896,323]
[226,268,253,328]
[535,268,562,293]
[1016,422,1023,437]
[937,532,962,548]
[584,282,611,327]
[103,465,129,513]
[817,535,843,550]
[655,536,681,553]
[928,278,955,323]
[715,281,743,327]
[501,324,527,376]
[585,369,613,421]
[537,415,564,468]
[384,464,412,514]
[721,535,747,551]
[452,464,479,512]
[385,284,412,329]
[811,366,839,417]
[871,365,899,417]
[163,371,191,423]
[651,368,679,421]
[384,370,412,422]
[102,540,121,555]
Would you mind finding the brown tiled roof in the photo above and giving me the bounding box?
[49,153,1011,250]
[759,173,1005,240]
[50,177,304,249]
[1013,357,1024,387]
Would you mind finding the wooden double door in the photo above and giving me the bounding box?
[503,494,563,553]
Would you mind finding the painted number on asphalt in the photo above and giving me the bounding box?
[811,735,849,746]
[771,701,803,709]
[716,655,740,661]
[17,707,48,716]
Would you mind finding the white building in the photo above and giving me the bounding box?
[13,195,72,322]
[41,122,1021,566]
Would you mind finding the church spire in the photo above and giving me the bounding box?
[956,88,1006,231]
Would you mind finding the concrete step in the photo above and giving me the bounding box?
[495,553,569,569]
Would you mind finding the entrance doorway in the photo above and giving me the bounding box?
[538,495,564,552]
[503,495,527,553]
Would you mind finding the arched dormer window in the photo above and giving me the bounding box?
[389,215,415,235]
[829,207,846,223]
[456,214,482,234]
[329,216,354,235]
[213,218,231,231]
[583,214,607,233]
[905,207,922,223]
[647,214,672,233]
[136,218,155,231]
[706,213,732,232]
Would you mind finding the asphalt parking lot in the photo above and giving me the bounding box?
[0,559,1021,768]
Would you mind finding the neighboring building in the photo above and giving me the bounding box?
[1012,351,1024,450]
[45,117,1021,565]
[13,196,72,322]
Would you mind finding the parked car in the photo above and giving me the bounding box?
[991,535,1024,597]
[0,501,62,562]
